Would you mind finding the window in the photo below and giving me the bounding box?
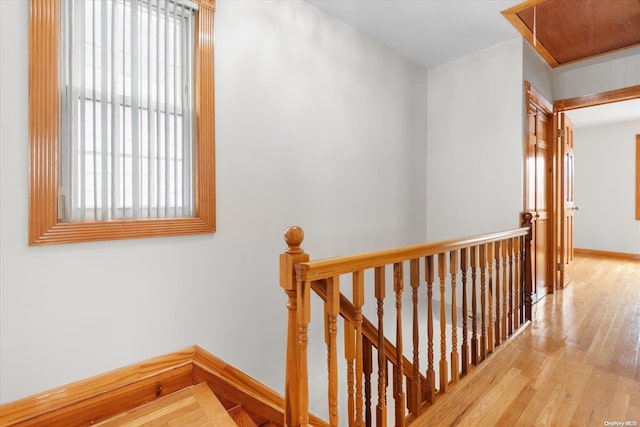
[60,0,198,221]
[29,0,215,245]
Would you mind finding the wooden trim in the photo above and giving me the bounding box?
[553,111,562,289]
[636,135,640,221]
[192,348,299,415]
[0,346,325,427]
[0,347,196,426]
[575,248,640,261]
[194,5,217,233]
[525,81,552,114]
[299,227,529,281]
[501,1,639,69]
[193,366,282,426]
[554,86,640,287]
[28,0,216,246]
[191,383,237,426]
[194,0,215,10]
[29,0,60,246]
[524,81,553,115]
[501,0,559,68]
[554,85,640,112]
[524,81,556,292]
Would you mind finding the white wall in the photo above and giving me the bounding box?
[0,0,428,403]
[573,120,640,254]
[552,46,640,254]
[523,41,553,103]
[553,47,640,100]
[426,38,524,241]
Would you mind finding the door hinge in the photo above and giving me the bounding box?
[559,128,565,138]
[557,262,564,272]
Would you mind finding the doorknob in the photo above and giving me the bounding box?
[572,206,580,211]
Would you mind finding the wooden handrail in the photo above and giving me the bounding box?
[296,228,529,281]
[280,220,534,427]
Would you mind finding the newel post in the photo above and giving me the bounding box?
[279,226,310,427]
[520,213,534,322]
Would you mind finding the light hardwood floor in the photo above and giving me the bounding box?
[94,383,237,427]
[416,254,640,427]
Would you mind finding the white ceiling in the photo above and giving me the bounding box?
[306,0,522,69]
[305,0,640,128]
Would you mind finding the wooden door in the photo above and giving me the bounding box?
[525,102,552,302]
[559,112,575,287]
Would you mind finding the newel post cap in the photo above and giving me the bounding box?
[284,226,304,254]
[280,226,308,291]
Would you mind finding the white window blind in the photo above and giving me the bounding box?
[60,0,198,221]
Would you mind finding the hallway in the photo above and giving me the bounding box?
[416,254,640,426]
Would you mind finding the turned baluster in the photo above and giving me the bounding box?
[363,339,373,427]
[494,241,501,348]
[345,319,356,427]
[460,248,469,376]
[513,237,521,329]
[297,275,312,427]
[507,239,514,336]
[521,212,534,322]
[519,234,525,324]
[501,240,508,341]
[325,276,340,427]
[410,258,421,414]
[479,244,487,361]
[470,247,479,366]
[486,242,495,354]
[450,250,460,384]
[279,226,309,427]
[424,255,436,403]
[374,266,387,427]
[353,271,365,427]
[438,253,448,393]
[393,262,406,427]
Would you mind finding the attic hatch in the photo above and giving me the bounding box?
[502,0,640,67]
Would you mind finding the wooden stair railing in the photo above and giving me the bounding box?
[279,214,534,427]
[310,280,427,390]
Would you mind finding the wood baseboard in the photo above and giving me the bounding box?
[0,346,328,427]
[0,348,196,426]
[574,248,640,261]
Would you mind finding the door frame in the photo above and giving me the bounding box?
[555,110,575,289]
[524,83,640,292]
[551,84,640,289]
[524,82,554,298]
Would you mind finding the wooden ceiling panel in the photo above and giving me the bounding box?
[503,0,640,67]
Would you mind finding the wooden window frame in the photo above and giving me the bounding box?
[29,0,216,245]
